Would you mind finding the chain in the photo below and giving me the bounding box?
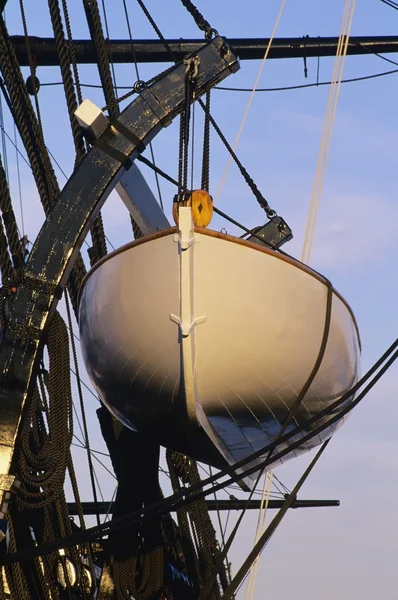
[176,56,200,198]
[201,90,211,191]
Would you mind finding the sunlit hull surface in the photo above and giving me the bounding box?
[79,210,360,476]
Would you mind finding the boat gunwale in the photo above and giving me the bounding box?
[79,226,361,348]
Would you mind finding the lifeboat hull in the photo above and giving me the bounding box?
[78,208,360,475]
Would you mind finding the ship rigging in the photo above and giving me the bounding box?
[0,0,396,599]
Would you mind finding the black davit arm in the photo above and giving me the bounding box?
[8,35,398,66]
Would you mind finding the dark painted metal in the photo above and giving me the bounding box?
[8,35,398,66]
[67,498,340,515]
[0,36,239,498]
[247,216,293,248]
[6,35,398,66]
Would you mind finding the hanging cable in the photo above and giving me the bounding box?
[122,0,164,210]
[19,0,45,142]
[4,335,397,568]
[39,64,398,92]
[214,0,287,206]
[48,0,86,167]
[82,0,117,119]
[199,100,277,219]
[301,0,357,264]
[0,152,24,276]
[60,0,110,260]
[190,97,195,191]
[0,15,57,213]
[135,0,177,61]
[198,275,333,600]
[179,0,217,39]
[17,312,74,510]
[0,91,8,183]
[209,465,232,585]
[61,0,83,105]
[13,123,24,238]
[65,291,101,527]
[0,13,87,315]
[83,0,144,244]
[221,442,330,600]
[215,67,398,92]
[244,471,273,600]
[11,331,395,558]
[177,57,197,197]
[201,90,211,192]
[100,0,119,104]
[380,0,398,8]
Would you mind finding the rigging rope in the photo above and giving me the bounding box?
[83,0,117,121]
[48,0,109,262]
[199,100,277,219]
[83,0,144,243]
[61,0,83,105]
[56,0,109,263]
[122,0,164,210]
[198,277,333,600]
[135,0,176,62]
[11,309,95,597]
[0,155,23,279]
[100,0,119,106]
[0,17,57,213]
[167,451,224,599]
[244,471,273,600]
[179,0,216,39]
[301,0,357,264]
[0,14,86,314]
[13,122,25,240]
[5,332,398,566]
[19,0,48,158]
[48,0,86,167]
[201,90,211,192]
[135,0,272,223]
[221,442,330,600]
[17,312,73,509]
[214,0,287,206]
[0,93,9,184]
[215,67,398,92]
[65,291,101,527]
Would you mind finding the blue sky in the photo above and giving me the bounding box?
[3,0,398,598]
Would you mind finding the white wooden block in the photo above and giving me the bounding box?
[75,99,109,139]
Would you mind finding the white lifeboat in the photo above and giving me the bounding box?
[78,206,360,476]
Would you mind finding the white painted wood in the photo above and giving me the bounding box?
[79,219,360,476]
[75,99,109,139]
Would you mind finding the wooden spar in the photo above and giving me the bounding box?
[66,499,340,515]
[8,35,398,66]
